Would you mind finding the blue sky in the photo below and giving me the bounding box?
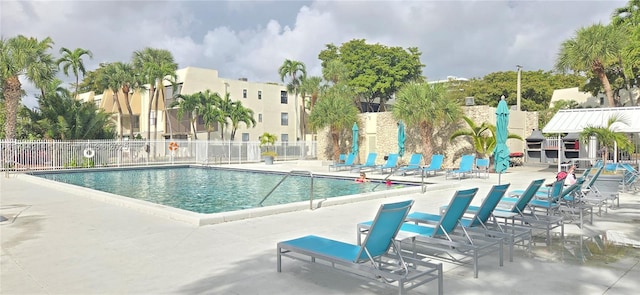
[2,0,627,107]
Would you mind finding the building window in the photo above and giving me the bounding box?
[243,89,247,98]
[281,134,289,142]
[242,133,250,142]
[258,113,262,123]
[599,97,604,105]
[258,90,262,100]
[281,112,288,126]
[280,91,287,104]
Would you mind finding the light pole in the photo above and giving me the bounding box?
[516,65,522,111]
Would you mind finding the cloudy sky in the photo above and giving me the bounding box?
[2,0,627,107]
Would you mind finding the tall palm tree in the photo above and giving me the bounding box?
[132,48,178,141]
[111,62,138,139]
[100,62,125,139]
[308,83,359,160]
[555,24,621,107]
[0,35,56,139]
[299,76,323,112]
[278,59,306,140]
[227,99,256,141]
[322,59,348,85]
[392,82,463,160]
[171,91,203,139]
[57,47,93,97]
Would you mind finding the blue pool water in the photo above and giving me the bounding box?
[35,167,399,214]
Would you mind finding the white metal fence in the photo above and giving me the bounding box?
[1,139,317,173]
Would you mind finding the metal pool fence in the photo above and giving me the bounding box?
[1,139,317,173]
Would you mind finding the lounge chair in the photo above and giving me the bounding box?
[445,154,475,180]
[557,178,594,228]
[395,154,423,176]
[621,163,640,192]
[359,188,504,278]
[407,183,531,262]
[277,200,444,295]
[329,153,356,171]
[474,158,490,179]
[494,178,564,246]
[350,153,378,172]
[376,154,399,174]
[421,154,444,177]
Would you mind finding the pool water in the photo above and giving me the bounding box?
[35,167,397,214]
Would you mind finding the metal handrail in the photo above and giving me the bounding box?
[3,160,30,178]
[371,167,397,191]
[258,170,315,209]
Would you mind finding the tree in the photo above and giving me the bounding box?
[0,35,57,139]
[449,116,523,159]
[132,48,178,141]
[318,39,424,112]
[199,90,225,140]
[28,89,115,140]
[612,0,640,105]
[227,99,256,141]
[99,62,126,139]
[308,83,360,160]
[392,82,462,160]
[579,114,635,165]
[556,24,622,107]
[172,91,204,140]
[114,62,138,139]
[278,59,306,140]
[57,47,93,97]
[299,76,323,112]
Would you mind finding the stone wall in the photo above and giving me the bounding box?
[316,107,538,167]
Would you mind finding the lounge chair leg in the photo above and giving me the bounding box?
[277,248,282,272]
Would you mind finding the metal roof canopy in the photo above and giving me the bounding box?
[542,107,640,134]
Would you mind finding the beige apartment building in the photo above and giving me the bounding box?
[78,67,301,142]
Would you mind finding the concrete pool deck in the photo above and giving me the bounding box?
[1,161,640,294]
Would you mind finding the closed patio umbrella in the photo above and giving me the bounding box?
[398,120,405,157]
[494,98,510,184]
[351,122,359,157]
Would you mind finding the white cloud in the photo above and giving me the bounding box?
[1,0,627,108]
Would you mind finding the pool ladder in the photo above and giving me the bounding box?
[258,170,315,209]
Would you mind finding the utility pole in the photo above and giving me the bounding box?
[516,65,522,111]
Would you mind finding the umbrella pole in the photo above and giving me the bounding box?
[498,173,501,184]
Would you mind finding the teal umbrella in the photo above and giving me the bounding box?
[493,98,510,184]
[398,120,405,157]
[351,123,359,156]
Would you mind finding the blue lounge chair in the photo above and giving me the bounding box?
[445,154,475,180]
[359,188,504,278]
[376,154,399,174]
[474,158,490,179]
[407,183,531,262]
[277,200,443,295]
[494,179,564,246]
[395,154,423,175]
[329,153,356,171]
[421,154,444,177]
[621,163,640,192]
[350,153,378,172]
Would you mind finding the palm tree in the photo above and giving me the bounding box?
[278,59,306,140]
[450,116,523,159]
[171,91,203,139]
[199,90,225,140]
[57,47,93,97]
[299,76,323,112]
[1,35,57,139]
[579,114,635,165]
[555,24,621,107]
[227,99,256,141]
[308,83,359,160]
[99,62,125,139]
[392,82,462,160]
[322,59,348,85]
[113,62,137,139]
[132,48,178,142]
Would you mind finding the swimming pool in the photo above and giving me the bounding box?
[34,166,404,214]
